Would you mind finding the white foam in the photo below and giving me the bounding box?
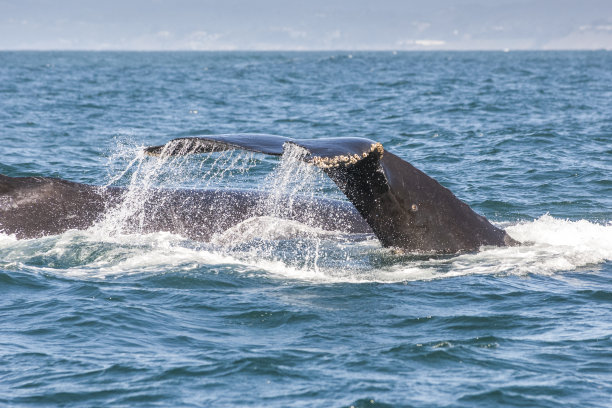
[386,214,612,282]
[210,216,340,246]
[0,215,610,283]
[241,214,612,283]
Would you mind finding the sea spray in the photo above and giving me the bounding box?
[210,143,344,274]
[94,140,258,237]
[86,138,348,276]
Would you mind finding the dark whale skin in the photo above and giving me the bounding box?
[0,174,370,241]
[1,135,517,253]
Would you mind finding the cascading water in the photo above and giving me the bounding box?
[90,139,352,275]
[208,143,346,273]
[95,140,260,237]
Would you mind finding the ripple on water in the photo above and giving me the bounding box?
[0,51,611,407]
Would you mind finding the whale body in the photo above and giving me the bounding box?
[0,135,516,253]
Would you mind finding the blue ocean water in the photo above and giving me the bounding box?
[0,51,611,407]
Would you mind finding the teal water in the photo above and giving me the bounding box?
[0,51,611,407]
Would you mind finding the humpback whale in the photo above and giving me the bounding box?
[0,134,515,253]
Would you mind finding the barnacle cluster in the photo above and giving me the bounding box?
[310,142,383,169]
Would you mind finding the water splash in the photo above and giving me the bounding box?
[210,143,342,273]
[257,143,315,219]
[82,138,347,275]
[94,140,259,236]
[2,139,610,283]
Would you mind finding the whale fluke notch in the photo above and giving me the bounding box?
[145,134,516,253]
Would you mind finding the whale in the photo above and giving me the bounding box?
[0,134,516,253]
[0,176,371,242]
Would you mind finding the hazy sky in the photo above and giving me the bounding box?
[1,0,611,50]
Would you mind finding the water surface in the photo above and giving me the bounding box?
[0,51,611,407]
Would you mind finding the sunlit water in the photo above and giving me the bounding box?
[0,51,611,407]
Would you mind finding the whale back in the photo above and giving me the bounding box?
[0,174,370,240]
[0,175,110,238]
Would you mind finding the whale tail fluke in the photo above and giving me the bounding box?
[144,134,515,253]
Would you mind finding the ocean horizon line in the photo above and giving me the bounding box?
[0,48,609,53]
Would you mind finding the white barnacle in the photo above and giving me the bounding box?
[311,142,385,169]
